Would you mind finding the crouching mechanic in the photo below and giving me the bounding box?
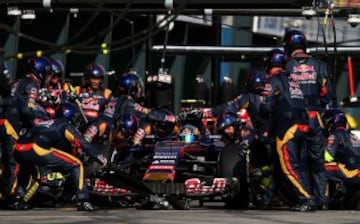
[323,109,360,194]
[211,71,269,144]
[113,72,176,146]
[217,111,254,146]
[2,57,52,209]
[13,103,106,211]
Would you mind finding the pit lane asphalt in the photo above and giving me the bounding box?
[1,204,360,224]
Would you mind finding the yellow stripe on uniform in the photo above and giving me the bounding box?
[98,122,107,138]
[324,162,358,178]
[4,119,19,140]
[33,143,84,190]
[325,162,337,166]
[338,163,359,178]
[33,144,52,156]
[10,178,18,195]
[104,88,112,100]
[345,112,358,129]
[65,129,75,143]
[276,124,312,200]
[316,112,324,128]
[49,148,84,190]
[48,147,83,165]
[28,142,85,192]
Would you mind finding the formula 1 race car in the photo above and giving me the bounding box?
[89,100,249,209]
[140,136,249,209]
[133,100,249,209]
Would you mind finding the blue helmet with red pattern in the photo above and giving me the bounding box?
[60,103,82,126]
[50,58,64,77]
[27,56,53,81]
[121,114,140,137]
[246,71,267,94]
[117,71,144,99]
[264,48,287,73]
[83,63,105,80]
[217,111,239,131]
[283,30,307,56]
[322,109,348,134]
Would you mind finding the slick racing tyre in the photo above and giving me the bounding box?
[343,186,360,210]
[219,143,249,209]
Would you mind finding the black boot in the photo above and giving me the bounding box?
[291,201,316,212]
[7,196,31,210]
[77,201,98,211]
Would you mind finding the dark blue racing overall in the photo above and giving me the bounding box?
[13,118,103,202]
[325,128,360,186]
[261,70,312,205]
[286,54,334,207]
[2,76,47,196]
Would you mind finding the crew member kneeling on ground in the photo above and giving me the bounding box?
[13,103,106,211]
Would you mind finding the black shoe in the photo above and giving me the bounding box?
[317,204,328,210]
[77,201,98,211]
[254,194,271,209]
[291,203,316,212]
[7,198,31,210]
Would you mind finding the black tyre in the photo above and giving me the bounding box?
[166,196,190,210]
[343,187,360,210]
[219,143,249,209]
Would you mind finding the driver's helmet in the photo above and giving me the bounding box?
[179,124,200,143]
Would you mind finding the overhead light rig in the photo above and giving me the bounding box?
[3,0,313,9]
[2,0,358,19]
[1,0,325,16]
[151,45,360,57]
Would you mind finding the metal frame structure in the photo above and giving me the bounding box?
[151,46,360,56]
[1,1,354,17]
[2,0,360,109]
[3,0,313,9]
